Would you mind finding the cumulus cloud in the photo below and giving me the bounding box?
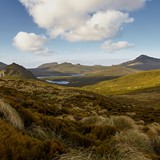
[13,32,52,55]
[102,40,135,52]
[19,0,146,41]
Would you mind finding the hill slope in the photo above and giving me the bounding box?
[0,63,36,79]
[121,55,160,70]
[0,62,7,70]
[84,69,160,95]
[0,78,160,159]
[37,62,139,76]
[38,62,107,74]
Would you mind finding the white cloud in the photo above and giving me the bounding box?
[13,32,52,55]
[102,40,135,52]
[64,11,134,41]
[19,0,146,41]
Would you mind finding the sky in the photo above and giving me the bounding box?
[0,0,160,68]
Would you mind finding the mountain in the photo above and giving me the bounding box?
[0,63,36,79]
[37,62,107,74]
[0,62,7,70]
[84,69,160,95]
[37,62,139,76]
[121,55,160,70]
[90,65,139,76]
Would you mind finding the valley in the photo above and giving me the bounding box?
[0,55,160,159]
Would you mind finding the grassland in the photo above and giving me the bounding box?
[0,78,160,159]
[40,65,139,87]
[84,69,160,95]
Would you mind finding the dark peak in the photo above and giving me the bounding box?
[7,63,25,69]
[0,63,36,79]
[10,62,21,66]
[135,55,159,61]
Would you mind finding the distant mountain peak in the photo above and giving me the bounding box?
[136,54,149,59]
[122,55,160,70]
[0,63,36,79]
[135,55,158,61]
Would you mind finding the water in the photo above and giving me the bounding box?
[46,80,70,85]
[37,73,83,85]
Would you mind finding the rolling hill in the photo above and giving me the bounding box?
[36,62,139,77]
[37,62,107,74]
[84,69,160,95]
[0,77,160,159]
[0,63,36,79]
[121,55,160,70]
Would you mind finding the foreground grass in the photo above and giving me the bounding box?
[0,79,160,159]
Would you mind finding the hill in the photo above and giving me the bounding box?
[84,69,160,95]
[42,65,139,87]
[0,62,7,70]
[37,62,107,74]
[90,65,139,76]
[121,55,160,70]
[0,63,36,79]
[37,62,139,77]
[0,78,160,159]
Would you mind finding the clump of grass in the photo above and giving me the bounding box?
[27,124,52,140]
[59,148,106,160]
[106,143,152,160]
[81,116,108,125]
[0,99,24,130]
[111,116,137,131]
[150,135,160,155]
[113,130,154,153]
[144,122,160,136]
[0,119,64,160]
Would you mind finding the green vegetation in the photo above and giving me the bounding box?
[0,78,160,159]
[0,63,36,79]
[84,69,160,95]
[37,62,138,75]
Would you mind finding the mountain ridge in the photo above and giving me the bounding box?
[121,55,160,70]
[0,62,7,70]
[0,63,36,79]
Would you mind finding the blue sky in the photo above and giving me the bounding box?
[0,0,160,67]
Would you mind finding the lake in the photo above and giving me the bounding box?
[46,80,70,85]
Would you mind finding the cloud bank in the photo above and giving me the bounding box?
[102,40,135,52]
[19,0,146,41]
[13,32,52,55]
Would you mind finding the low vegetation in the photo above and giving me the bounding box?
[0,78,160,159]
[84,69,160,95]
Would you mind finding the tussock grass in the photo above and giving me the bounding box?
[81,115,137,131]
[27,124,52,140]
[0,120,64,160]
[113,130,153,153]
[111,116,137,131]
[106,144,151,160]
[144,122,160,136]
[0,79,160,159]
[59,148,106,160]
[0,99,24,130]
[150,135,160,155]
